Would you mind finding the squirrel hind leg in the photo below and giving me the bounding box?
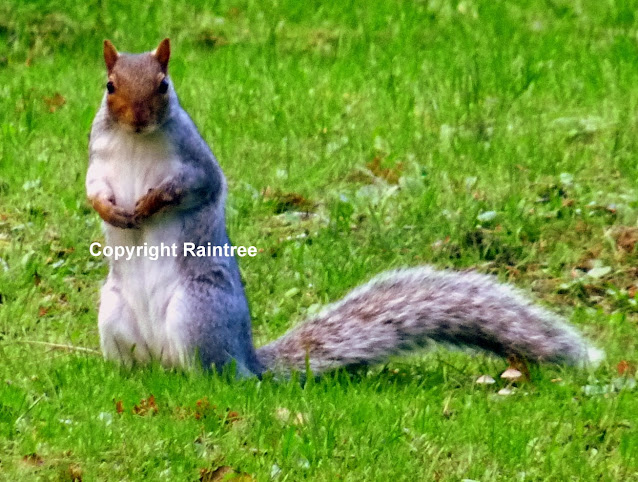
[181,276,263,376]
[98,279,151,365]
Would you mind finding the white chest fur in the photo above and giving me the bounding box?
[90,128,180,211]
[90,128,187,363]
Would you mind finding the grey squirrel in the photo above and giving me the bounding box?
[86,39,604,377]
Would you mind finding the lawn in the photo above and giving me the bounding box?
[1,0,637,480]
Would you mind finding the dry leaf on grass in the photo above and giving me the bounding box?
[225,410,241,424]
[174,398,242,424]
[114,399,124,414]
[262,188,316,214]
[133,395,158,416]
[613,227,638,253]
[43,93,66,112]
[366,157,404,184]
[67,463,83,481]
[21,453,45,467]
[617,360,637,376]
[200,465,254,481]
[193,397,216,420]
[197,32,229,48]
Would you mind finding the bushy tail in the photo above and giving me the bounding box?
[256,266,604,376]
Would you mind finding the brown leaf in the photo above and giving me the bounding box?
[197,31,229,48]
[43,93,66,113]
[617,360,636,376]
[195,397,216,420]
[200,466,254,482]
[365,157,404,184]
[38,307,49,317]
[67,463,83,481]
[133,395,158,416]
[22,453,45,467]
[174,397,217,420]
[114,399,124,414]
[226,410,241,424]
[614,227,638,253]
[262,188,315,214]
[344,168,377,184]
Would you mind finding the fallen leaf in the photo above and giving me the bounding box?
[67,463,83,481]
[262,188,315,214]
[614,227,638,253]
[114,399,124,414]
[197,31,229,48]
[365,157,404,184]
[226,410,241,424]
[21,453,45,467]
[200,465,254,481]
[617,360,636,376]
[43,93,66,113]
[133,395,158,416]
[195,398,216,420]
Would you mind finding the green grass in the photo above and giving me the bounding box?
[1,0,638,479]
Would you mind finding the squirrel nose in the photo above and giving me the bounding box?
[133,105,150,126]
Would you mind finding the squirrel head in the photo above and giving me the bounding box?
[102,39,172,134]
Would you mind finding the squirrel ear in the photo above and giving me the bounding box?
[103,40,118,72]
[154,38,170,72]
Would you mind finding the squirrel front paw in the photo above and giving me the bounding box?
[89,196,138,229]
[134,187,177,221]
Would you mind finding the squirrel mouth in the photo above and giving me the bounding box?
[131,123,155,134]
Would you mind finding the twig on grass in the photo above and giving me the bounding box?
[15,394,45,426]
[11,340,101,355]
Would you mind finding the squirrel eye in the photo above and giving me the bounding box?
[158,78,169,94]
[106,81,115,94]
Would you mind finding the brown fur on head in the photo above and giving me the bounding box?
[103,39,171,133]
